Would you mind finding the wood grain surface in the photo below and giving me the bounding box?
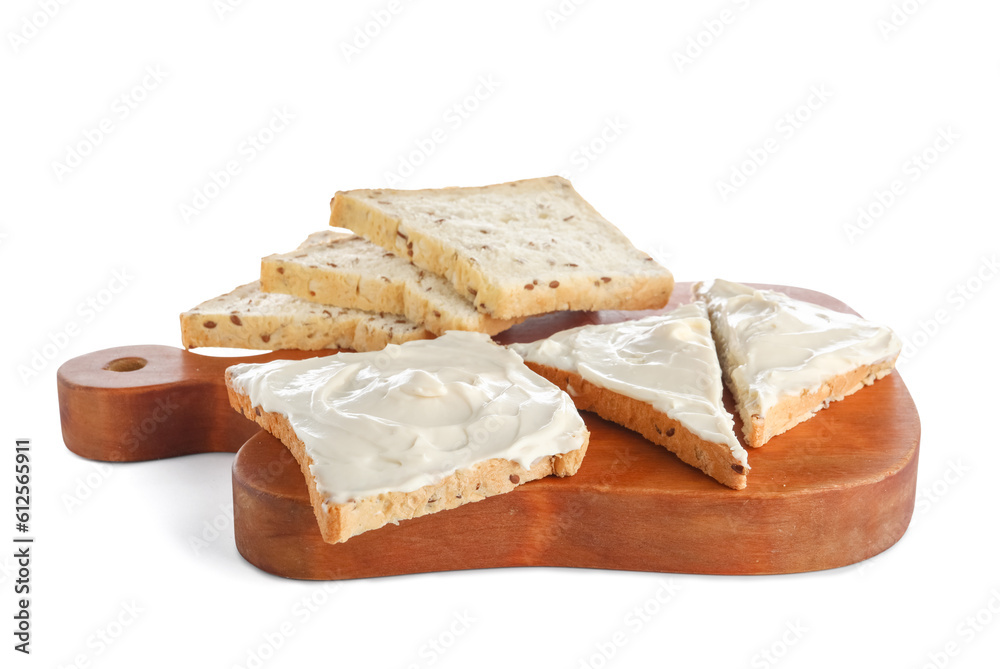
[58,283,920,579]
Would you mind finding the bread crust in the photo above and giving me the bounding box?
[522,362,747,490]
[260,248,523,336]
[179,281,432,351]
[225,371,589,544]
[740,358,899,448]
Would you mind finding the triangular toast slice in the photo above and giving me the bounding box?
[695,279,902,448]
[510,303,748,489]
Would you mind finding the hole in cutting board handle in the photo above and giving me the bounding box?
[103,357,147,372]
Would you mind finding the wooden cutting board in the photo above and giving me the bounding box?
[57,283,920,579]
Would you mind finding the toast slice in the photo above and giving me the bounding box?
[225,331,590,543]
[329,176,674,320]
[180,281,432,351]
[694,279,902,448]
[260,230,523,336]
[510,304,748,489]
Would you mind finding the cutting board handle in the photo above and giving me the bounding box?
[57,345,331,461]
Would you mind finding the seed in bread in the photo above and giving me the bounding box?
[180,281,432,351]
[329,176,674,320]
[225,331,590,543]
[694,279,902,448]
[260,230,523,336]
[510,304,748,490]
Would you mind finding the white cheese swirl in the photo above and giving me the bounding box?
[694,279,902,416]
[227,331,587,505]
[509,303,747,468]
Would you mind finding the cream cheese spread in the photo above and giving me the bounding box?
[227,331,587,505]
[694,279,902,417]
[509,303,748,468]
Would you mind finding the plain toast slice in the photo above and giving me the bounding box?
[260,230,523,336]
[330,176,674,320]
[180,281,431,351]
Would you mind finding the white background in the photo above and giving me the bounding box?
[3,1,998,667]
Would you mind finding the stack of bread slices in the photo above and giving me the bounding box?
[189,175,677,543]
[181,176,675,352]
